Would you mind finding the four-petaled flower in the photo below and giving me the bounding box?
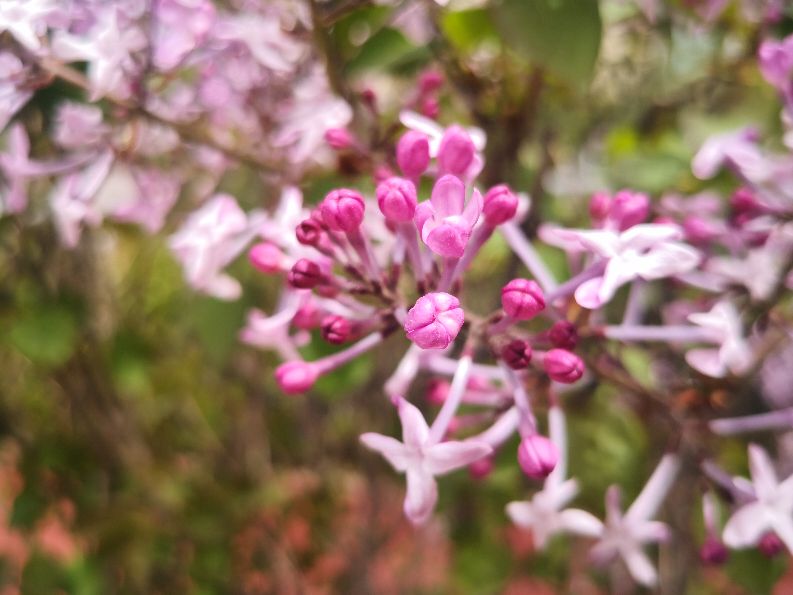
[686,301,752,378]
[589,455,679,587]
[506,407,603,548]
[722,444,793,553]
[360,397,492,525]
[414,175,482,258]
[541,223,701,309]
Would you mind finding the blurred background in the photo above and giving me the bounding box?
[2,0,793,593]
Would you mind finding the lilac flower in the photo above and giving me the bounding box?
[48,150,114,248]
[758,35,793,92]
[101,166,180,233]
[213,13,304,73]
[0,53,32,133]
[685,301,752,378]
[540,223,700,309]
[360,397,492,525]
[590,455,680,587]
[152,0,215,71]
[52,103,109,150]
[0,0,56,53]
[692,127,765,180]
[240,291,309,361]
[399,111,486,181]
[722,444,793,552]
[414,175,482,258]
[52,8,147,100]
[1,124,50,214]
[168,194,265,300]
[506,408,603,548]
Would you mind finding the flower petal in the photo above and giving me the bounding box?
[559,509,604,538]
[430,174,465,217]
[621,545,658,587]
[360,432,409,472]
[723,502,769,548]
[424,440,493,475]
[396,397,430,448]
[748,443,779,501]
[404,468,438,525]
[506,501,536,528]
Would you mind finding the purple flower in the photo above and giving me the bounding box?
[758,35,793,91]
[0,0,56,53]
[360,397,492,525]
[0,53,32,133]
[414,175,482,258]
[404,292,464,350]
[722,444,793,552]
[590,455,680,587]
[240,291,309,361]
[685,301,752,378]
[540,223,701,309]
[152,0,215,71]
[168,193,265,300]
[507,408,603,548]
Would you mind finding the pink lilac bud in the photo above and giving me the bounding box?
[437,125,475,176]
[502,339,532,370]
[248,242,283,273]
[296,218,323,246]
[421,97,439,119]
[682,216,718,245]
[324,127,354,150]
[275,361,318,394]
[699,536,729,566]
[396,131,431,178]
[543,349,584,384]
[482,185,518,226]
[611,190,650,230]
[730,187,761,217]
[548,321,579,350]
[758,532,785,557]
[589,191,612,221]
[293,303,320,329]
[404,292,465,350]
[321,315,351,345]
[320,189,365,232]
[418,69,443,94]
[501,279,545,320]
[374,165,395,184]
[376,177,417,222]
[361,88,377,110]
[288,259,323,289]
[517,434,559,479]
[469,456,494,480]
[426,378,450,405]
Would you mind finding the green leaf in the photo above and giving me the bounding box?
[346,27,419,73]
[442,9,498,51]
[8,302,79,366]
[491,0,601,87]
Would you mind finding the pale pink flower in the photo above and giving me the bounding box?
[414,175,482,258]
[213,13,304,73]
[360,397,492,525]
[52,8,147,100]
[0,0,56,53]
[540,224,700,309]
[722,444,793,552]
[590,455,680,587]
[239,291,309,361]
[168,193,265,300]
[506,408,603,548]
[152,0,216,71]
[0,53,32,133]
[685,301,752,378]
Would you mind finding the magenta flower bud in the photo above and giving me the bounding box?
[589,191,612,221]
[682,216,718,245]
[517,434,559,479]
[374,165,395,184]
[482,184,518,226]
[437,125,475,176]
[295,218,323,246]
[759,532,785,558]
[501,339,532,370]
[248,242,283,274]
[288,259,323,289]
[275,361,318,395]
[730,187,761,217]
[501,279,545,320]
[376,177,417,222]
[421,97,439,119]
[548,321,579,350]
[469,456,494,480]
[699,536,729,566]
[418,69,443,94]
[320,189,365,232]
[610,190,650,230]
[543,349,584,384]
[321,315,351,345]
[426,378,450,405]
[324,127,354,150]
[293,303,320,330]
[396,131,431,178]
[404,292,464,350]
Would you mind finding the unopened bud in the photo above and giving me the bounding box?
[396,131,430,178]
[543,349,584,384]
[275,361,318,394]
[437,125,475,176]
[376,177,417,222]
[501,279,545,320]
[404,292,464,350]
[483,184,518,226]
[288,259,323,289]
[248,242,283,273]
[517,434,558,479]
[321,315,352,345]
[501,339,532,370]
[321,189,365,232]
[548,321,578,350]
